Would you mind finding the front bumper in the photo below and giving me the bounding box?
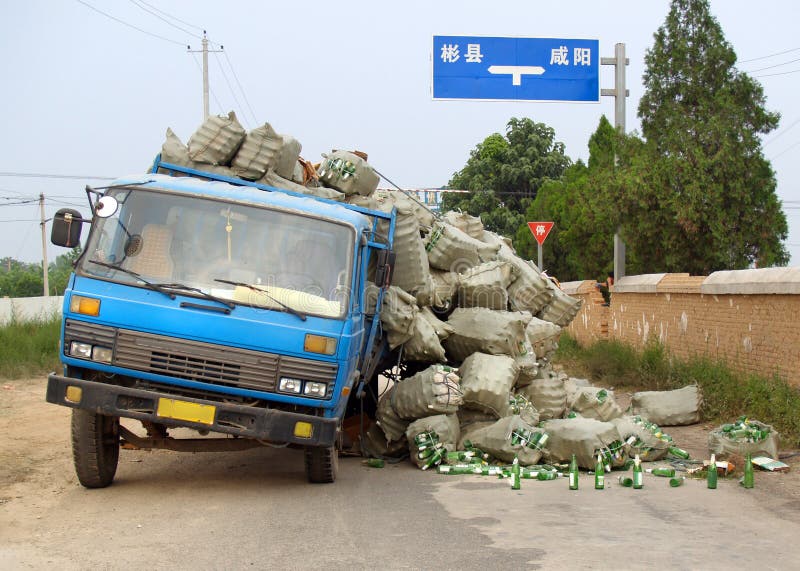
[46,374,338,447]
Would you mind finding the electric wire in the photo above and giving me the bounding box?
[739,47,800,64]
[190,53,224,113]
[134,0,205,33]
[753,67,800,78]
[0,172,114,180]
[744,56,800,74]
[128,0,203,40]
[222,51,259,125]
[74,0,186,47]
[212,52,250,126]
[771,140,800,161]
[764,117,800,147]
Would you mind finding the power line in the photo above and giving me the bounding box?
[765,117,800,147]
[128,0,203,40]
[190,52,223,113]
[753,67,800,78]
[135,0,205,33]
[223,51,259,126]
[745,56,800,73]
[771,140,800,160]
[74,0,186,47]
[739,47,800,64]
[212,52,250,126]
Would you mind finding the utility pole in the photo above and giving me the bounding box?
[188,31,223,121]
[601,43,629,281]
[39,193,49,297]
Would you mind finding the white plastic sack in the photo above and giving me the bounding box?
[444,308,532,362]
[406,414,461,469]
[391,365,462,420]
[611,416,669,461]
[443,211,484,239]
[380,286,418,349]
[375,384,410,443]
[318,150,379,196]
[258,169,344,201]
[537,278,583,327]
[457,260,516,310]
[525,317,562,359]
[425,221,500,273]
[158,128,235,177]
[543,417,624,470]
[569,387,624,422]
[274,134,302,180]
[458,415,545,466]
[630,385,703,426]
[518,373,568,421]
[458,352,518,417]
[708,420,779,459]
[187,111,245,166]
[231,123,283,180]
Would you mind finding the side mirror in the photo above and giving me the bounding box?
[51,209,83,247]
[374,249,396,288]
[95,195,118,218]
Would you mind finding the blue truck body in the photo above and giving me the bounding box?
[46,157,397,484]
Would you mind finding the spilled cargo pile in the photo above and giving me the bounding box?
[157,114,766,487]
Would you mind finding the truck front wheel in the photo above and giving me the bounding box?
[71,409,120,488]
[304,445,338,483]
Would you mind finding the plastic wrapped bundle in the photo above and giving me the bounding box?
[611,416,669,461]
[430,269,460,310]
[379,286,418,349]
[375,384,410,443]
[543,417,624,470]
[444,308,532,363]
[513,354,539,388]
[384,194,435,305]
[518,372,568,421]
[443,211,484,239]
[708,418,779,459]
[425,221,500,273]
[274,134,302,180]
[505,260,554,315]
[459,415,545,466]
[231,123,283,180]
[361,422,408,458]
[402,310,447,363]
[418,307,454,341]
[537,278,583,327]
[158,128,235,177]
[187,111,245,166]
[457,261,516,310]
[509,393,540,426]
[258,169,344,201]
[569,387,624,422]
[318,150,379,196]
[391,365,462,419]
[564,377,592,403]
[406,414,461,469]
[525,316,562,359]
[458,352,518,417]
[630,385,703,426]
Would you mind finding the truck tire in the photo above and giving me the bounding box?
[71,409,120,488]
[304,445,338,483]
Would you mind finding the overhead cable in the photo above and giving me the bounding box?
[739,47,800,64]
[74,0,186,47]
[128,0,203,40]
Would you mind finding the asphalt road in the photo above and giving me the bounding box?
[2,377,799,570]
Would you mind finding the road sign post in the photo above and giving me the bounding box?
[433,36,599,102]
[528,222,554,270]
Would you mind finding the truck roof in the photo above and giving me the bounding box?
[110,173,375,231]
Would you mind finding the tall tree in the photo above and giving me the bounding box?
[631,0,788,272]
[441,118,571,238]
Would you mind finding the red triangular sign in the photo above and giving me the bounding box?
[528,221,554,246]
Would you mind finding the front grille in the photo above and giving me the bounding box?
[65,319,338,395]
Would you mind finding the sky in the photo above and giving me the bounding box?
[2,0,800,272]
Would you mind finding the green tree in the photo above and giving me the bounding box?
[629,0,788,273]
[49,247,81,295]
[441,118,571,238]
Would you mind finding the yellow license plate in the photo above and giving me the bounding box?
[156,398,216,425]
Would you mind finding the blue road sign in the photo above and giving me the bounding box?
[433,36,599,102]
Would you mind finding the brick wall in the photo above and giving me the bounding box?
[563,270,800,387]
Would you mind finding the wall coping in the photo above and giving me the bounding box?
[701,266,800,295]
[559,280,596,295]
[612,273,668,293]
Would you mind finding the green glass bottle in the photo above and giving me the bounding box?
[646,467,675,478]
[618,476,633,487]
[707,454,718,489]
[632,455,643,489]
[669,476,685,487]
[594,454,605,489]
[511,456,521,490]
[668,446,691,459]
[742,453,754,489]
[366,458,385,468]
[569,454,579,490]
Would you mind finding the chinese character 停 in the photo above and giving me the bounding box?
[550,46,569,65]
[440,44,460,63]
[536,225,546,236]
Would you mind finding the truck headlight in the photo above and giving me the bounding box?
[92,346,113,363]
[69,341,93,359]
[278,377,302,394]
[303,382,328,398]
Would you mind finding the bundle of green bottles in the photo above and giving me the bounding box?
[720,417,771,443]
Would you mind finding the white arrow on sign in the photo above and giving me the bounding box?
[487,65,545,86]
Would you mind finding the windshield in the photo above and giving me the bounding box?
[78,187,354,318]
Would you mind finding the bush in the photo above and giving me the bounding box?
[554,333,800,447]
[0,317,61,379]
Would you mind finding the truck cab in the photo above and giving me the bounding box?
[46,163,396,485]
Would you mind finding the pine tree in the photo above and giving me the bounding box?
[632,0,788,272]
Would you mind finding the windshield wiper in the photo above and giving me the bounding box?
[154,282,235,310]
[214,278,307,321]
[88,259,177,300]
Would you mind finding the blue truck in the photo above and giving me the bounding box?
[45,156,397,485]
